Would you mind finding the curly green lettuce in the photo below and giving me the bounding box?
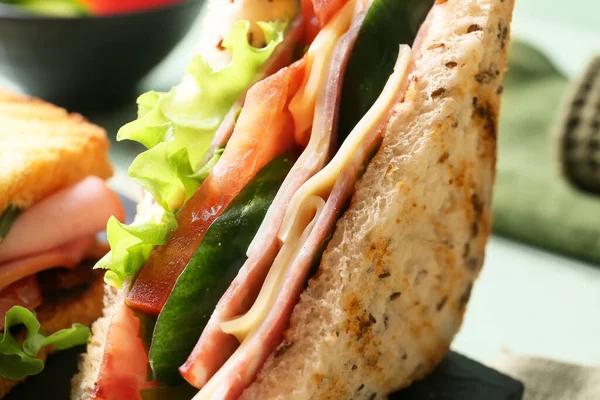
[95,206,177,289]
[96,20,286,289]
[0,306,90,380]
[118,20,286,211]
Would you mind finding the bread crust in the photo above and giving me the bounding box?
[244,0,514,398]
[0,90,113,214]
[0,278,105,399]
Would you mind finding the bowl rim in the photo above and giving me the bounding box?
[0,0,203,22]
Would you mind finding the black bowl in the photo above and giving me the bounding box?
[0,0,204,109]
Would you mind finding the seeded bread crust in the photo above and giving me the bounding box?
[0,90,112,214]
[243,0,514,398]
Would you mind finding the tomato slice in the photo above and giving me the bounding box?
[0,275,42,330]
[303,0,350,38]
[126,59,307,317]
[79,0,182,15]
[91,289,158,400]
[301,0,321,45]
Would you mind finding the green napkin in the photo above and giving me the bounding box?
[493,40,600,263]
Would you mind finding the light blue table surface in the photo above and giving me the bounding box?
[2,0,599,368]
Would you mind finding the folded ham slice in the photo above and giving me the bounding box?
[0,176,123,327]
[0,236,94,289]
[0,176,124,264]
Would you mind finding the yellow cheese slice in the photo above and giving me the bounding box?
[220,46,411,341]
[280,45,412,241]
[220,195,325,341]
[288,0,357,144]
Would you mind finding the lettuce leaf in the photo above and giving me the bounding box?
[118,20,286,211]
[0,306,90,380]
[95,206,177,289]
[96,20,286,289]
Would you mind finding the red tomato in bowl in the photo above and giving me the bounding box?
[80,0,184,15]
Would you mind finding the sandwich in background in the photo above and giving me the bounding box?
[0,90,123,398]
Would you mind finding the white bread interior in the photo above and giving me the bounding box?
[243,0,514,398]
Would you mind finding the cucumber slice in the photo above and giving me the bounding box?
[337,0,433,144]
[0,205,20,243]
[148,155,294,385]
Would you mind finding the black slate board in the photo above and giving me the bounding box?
[5,195,524,399]
[392,352,524,400]
[6,349,523,399]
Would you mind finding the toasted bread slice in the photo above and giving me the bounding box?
[0,278,105,399]
[0,90,113,214]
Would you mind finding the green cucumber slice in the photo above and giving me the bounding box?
[148,155,294,385]
[0,205,20,243]
[337,0,433,144]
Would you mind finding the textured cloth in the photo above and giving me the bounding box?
[493,351,600,400]
[493,40,600,263]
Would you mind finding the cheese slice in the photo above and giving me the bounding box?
[280,45,412,241]
[288,0,357,146]
[220,195,325,341]
[220,45,411,341]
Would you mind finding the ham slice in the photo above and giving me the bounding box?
[0,236,95,289]
[0,275,42,330]
[0,176,125,264]
[92,285,158,400]
[180,0,365,391]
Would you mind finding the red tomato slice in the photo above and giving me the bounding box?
[80,0,182,15]
[301,0,321,45]
[0,275,42,330]
[303,0,350,35]
[126,59,307,316]
[91,288,158,400]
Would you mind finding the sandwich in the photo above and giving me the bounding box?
[73,0,515,398]
[0,90,123,397]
